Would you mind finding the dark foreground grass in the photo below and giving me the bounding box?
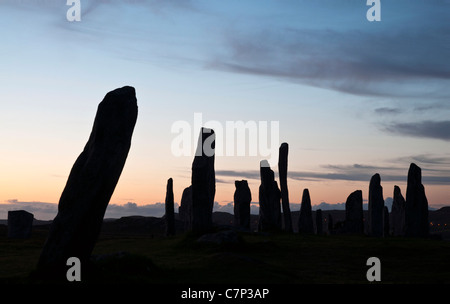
[1,227,450,285]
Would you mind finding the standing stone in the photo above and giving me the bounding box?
[327,214,334,234]
[368,173,384,237]
[316,209,323,235]
[165,178,175,236]
[383,206,390,237]
[37,86,138,277]
[344,190,364,234]
[7,210,34,239]
[258,160,282,232]
[405,163,429,237]
[298,189,314,234]
[391,185,406,236]
[278,142,293,232]
[191,127,216,233]
[179,186,193,231]
[234,180,252,230]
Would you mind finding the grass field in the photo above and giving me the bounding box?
[1,225,450,285]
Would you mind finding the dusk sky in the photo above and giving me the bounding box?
[1,0,449,220]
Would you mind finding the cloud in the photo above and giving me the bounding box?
[209,7,450,98]
[216,160,450,185]
[413,101,450,113]
[404,154,450,166]
[78,0,198,19]
[8,0,449,100]
[0,200,181,220]
[104,202,178,219]
[216,170,260,180]
[374,107,402,115]
[384,120,450,141]
[0,200,58,221]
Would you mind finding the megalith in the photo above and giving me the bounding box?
[391,185,406,236]
[258,160,282,232]
[405,163,429,237]
[7,210,34,239]
[298,189,314,234]
[316,209,323,235]
[327,213,334,234]
[368,173,384,237]
[383,206,390,237]
[278,142,293,232]
[344,190,364,234]
[165,178,175,236]
[37,86,138,277]
[179,185,193,231]
[191,127,216,233]
[234,180,252,230]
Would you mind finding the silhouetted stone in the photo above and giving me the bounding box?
[298,189,314,234]
[191,127,216,233]
[258,160,282,232]
[383,206,390,237]
[316,209,323,235]
[278,142,293,232]
[165,178,175,236]
[405,163,429,237]
[234,180,252,230]
[7,210,33,239]
[327,214,334,234]
[344,190,364,234]
[391,185,406,236]
[37,86,138,277]
[179,186,192,230]
[368,173,384,237]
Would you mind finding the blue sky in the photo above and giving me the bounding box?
[0,0,449,220]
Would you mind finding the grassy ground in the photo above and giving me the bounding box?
[1,225,450,285]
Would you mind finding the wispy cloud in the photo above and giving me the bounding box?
[207,0,450,99]
[211,26,450,98]
[384,120,450,141]
[374,107,402,115]
[217,159,450,185]
[78,0,198,19]
[399,154,450,166]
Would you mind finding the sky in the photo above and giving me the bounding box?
[0,0,449,220]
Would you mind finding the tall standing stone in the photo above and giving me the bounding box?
[278,142,293,232]
[368,173,384,237]
[191,127,216,233]
[258,160,282,232]
[165,178,175,236]
[405,163,429,237]
[7,210,34,239]
[344,190,364,234]
[38,86,138,277]
[383,206,390,237]
[234,180,252,230]
[327,214,334,234]
[298,188,314,234]
[179,186,193,231]
[316,209,323,235]
[391,185,406,236]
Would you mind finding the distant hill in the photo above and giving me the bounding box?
[1,208,449,239]
[0,219,52,226]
